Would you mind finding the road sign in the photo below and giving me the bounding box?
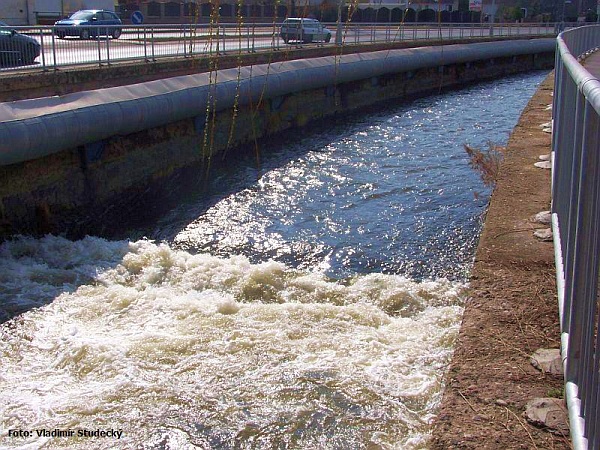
[131,11,144,25]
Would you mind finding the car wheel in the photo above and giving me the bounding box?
[56,31,66,39]
[21,44,38,65]
[325,33,331,43]
[282,35,289,44]
[80,29,90,39]
[111,28,121,39]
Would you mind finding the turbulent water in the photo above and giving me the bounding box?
[0,71,548,450]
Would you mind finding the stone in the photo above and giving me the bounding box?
[534,228,553,241]
[530,348,563,376]
[533,211,552,225]
[524,398,569,435]
[534,161,552,169]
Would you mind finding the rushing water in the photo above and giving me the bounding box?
[0,71,549,450]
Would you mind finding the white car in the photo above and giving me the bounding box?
[280,18,332,44]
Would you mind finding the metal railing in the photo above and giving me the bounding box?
[0,21,559,74]
[552,24,600,450]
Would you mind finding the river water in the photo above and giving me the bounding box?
[0,71,548,449]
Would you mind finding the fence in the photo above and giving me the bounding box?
[0,22,558,74]
[551,24,600,450]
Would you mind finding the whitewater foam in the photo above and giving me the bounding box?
[0,236,465,449]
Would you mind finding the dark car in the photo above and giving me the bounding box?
[54,10,122,39]
[0,21,41,66]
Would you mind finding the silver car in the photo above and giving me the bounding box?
[280,18,332,44]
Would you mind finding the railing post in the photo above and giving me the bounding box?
[51,27,58,70]
[106,33,110,64]
[151,26,156,61]
[246,24,251,53]
[143,26,148,62]
[39,28,47,71]
[96,27,102,66]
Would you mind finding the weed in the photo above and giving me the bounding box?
[464,141,504,187]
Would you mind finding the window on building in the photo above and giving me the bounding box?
[147,1,161,17]
[165,2,181,17]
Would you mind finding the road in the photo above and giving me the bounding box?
[3,24,556,72]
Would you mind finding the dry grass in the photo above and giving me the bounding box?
[464,142,504,187]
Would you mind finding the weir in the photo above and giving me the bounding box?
[0,39,554,238]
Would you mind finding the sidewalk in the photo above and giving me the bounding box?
[430,73,571,449]
[583,48,600,77]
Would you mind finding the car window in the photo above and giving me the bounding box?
[70,11,93,20]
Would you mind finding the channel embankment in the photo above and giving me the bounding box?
[430,73,570,449]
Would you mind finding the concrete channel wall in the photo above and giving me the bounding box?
[0,39,555,238]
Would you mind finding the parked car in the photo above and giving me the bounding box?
[54,10,122,39]
[280,18,332,44]
[0,21,41,66]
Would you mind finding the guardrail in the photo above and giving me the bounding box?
[551,24,600,450]
[0,22,558,73]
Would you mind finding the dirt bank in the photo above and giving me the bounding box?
[430,73,571,449]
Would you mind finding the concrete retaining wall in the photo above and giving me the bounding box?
[0,39,555,238]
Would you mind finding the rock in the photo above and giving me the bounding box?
[496,399,508,406]
[524,398,569,435]
[534,228,553,241]
[533,211,552,225]
[530,348,563,376]
[534,161,552,169]
[540,121,552,128]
